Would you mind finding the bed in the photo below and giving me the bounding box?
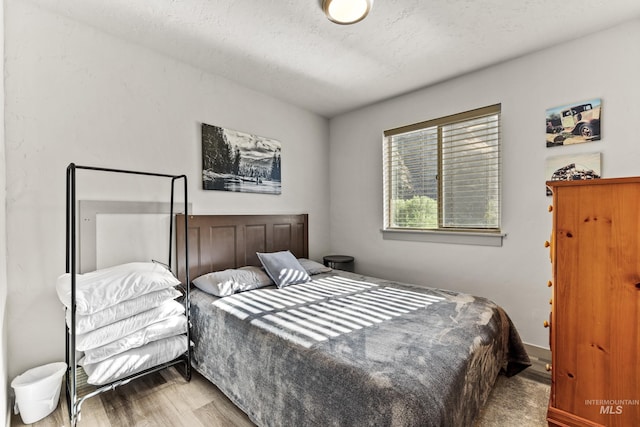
[176,214,530,427]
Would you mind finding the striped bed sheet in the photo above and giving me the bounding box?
[213,275,445,348]
[190,270,530,427]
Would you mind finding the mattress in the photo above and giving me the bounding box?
[190,270,530,426]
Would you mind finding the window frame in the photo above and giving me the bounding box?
[382,104,505,246]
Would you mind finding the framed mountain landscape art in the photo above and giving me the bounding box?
[202,123,282,195]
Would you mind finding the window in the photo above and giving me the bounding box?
[383,104,501,238]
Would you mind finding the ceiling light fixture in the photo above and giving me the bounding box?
[322,0,373,25]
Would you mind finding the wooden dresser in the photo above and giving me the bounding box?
[546,178,640,427]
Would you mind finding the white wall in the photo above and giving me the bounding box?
[1,0,8,422]
[4,0,330,379]
[328,19,640,349]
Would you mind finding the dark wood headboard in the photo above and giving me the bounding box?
[175,214,308,283]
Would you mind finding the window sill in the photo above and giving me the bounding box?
[381,228,505,247]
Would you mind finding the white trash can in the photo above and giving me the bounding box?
[11,362,67,424]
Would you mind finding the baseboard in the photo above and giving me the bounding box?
[522,343,551,384]
[525,343,551,360]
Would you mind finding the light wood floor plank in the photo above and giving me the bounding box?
[11,368,253,427]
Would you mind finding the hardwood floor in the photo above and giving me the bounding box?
[11,369,254,427]
[12,367,550,427]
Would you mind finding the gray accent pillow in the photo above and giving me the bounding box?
[298,258,332,275]
[192,266,274,297]
[257,251,311,288]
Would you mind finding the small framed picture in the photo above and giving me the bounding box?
[545,152,601,195]
[546,98,601,147]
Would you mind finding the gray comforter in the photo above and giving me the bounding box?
[190,271,530,427]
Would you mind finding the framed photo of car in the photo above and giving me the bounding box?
[546,98,601,147]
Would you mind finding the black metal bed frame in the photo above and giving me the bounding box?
[65,163,191,426]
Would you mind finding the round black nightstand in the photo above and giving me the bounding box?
[323,255,355,272]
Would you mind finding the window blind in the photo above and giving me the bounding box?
[383,104,501,231]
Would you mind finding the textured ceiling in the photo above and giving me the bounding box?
[26,0,640,117]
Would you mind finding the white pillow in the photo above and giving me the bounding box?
[83,335,188,385]
[80,314,187,365]
[257,251,311,288]
[67,287,182,334]
[57,262,181,315]
[75,300,185,351]
[192,265,274,297]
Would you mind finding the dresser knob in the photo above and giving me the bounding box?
[549,298,553,305]
[544,240,550,248]
[548,205,553,212]
[547,280,553,287]
[546,364,552,372]
[543,320,550,328]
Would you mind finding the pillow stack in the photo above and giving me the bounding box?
[56,262,188,385]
